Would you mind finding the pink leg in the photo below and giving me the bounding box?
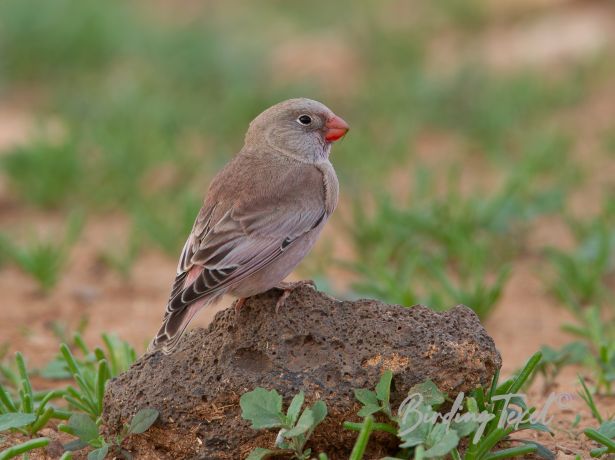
[234,297,247,316]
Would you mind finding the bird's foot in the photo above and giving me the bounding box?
[234,297,247,317]
[274,280,316,313]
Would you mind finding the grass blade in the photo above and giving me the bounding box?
[349,415,374,460]
[0,386,17,412]
[29,406,55,434]
[343,421,397,435]
[95,359,109,415]
[584,428,615,452]
[0,437,49,460]
[483,444,537,460]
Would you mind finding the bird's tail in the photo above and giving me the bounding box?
[147,303,201,355]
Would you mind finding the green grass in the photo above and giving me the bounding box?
[524,302,615,396]
[0,332,146,459]
[0,212,83,292]
[546,204,615,311]
[2,138,81,209]
[0,352,69,436]
[0,437,51,460]
[603,128,615,157]
[344,139,571,317]
[563,306,615,395]
[578,375,615,457]
[0,0,134,84]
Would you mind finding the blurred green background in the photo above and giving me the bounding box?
[0,0,613,329]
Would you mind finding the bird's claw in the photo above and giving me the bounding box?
[234,297,247,318]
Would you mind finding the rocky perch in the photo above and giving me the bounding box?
[103,285,501,459]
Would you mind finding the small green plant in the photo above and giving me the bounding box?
[41,332,136,382]
[0,212,83,292]
[584,422,615,458]
[60,408,158,459]
[577,376,605,425]
[59,344,108,420]
[1,333,139,457]
[0,437,50,460]
[346,199,506,319]
[344,352,553,459]
[525,305,614,397]
[58,332,136,419]
[347,375,474,459]
[240,388,328,460]
[49,316,90,345]
[530,342,588,392]
[98,233,141,278]
[546,209,615,311]
[0,352,69,438]
[345,159,565,318]
[578,376,615,457]
[563,306,615,395]
[1,138,82,209]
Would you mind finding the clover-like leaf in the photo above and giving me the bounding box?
[240,388,284,429]
[284,407,314,438]
[128,408,159,434]
[87,444,109,460]
[284,399,327,439]
[354,389,378,407]
[375,370,393,404]
[310,401,327,427]
[465,396,479,414]
[598,420,615,438]
[0,413,36,431]
[398,404,433,448]
[355,387,381,417]
[423,424,459,457]
[408,380,445,407]
[451,419,477,437]
[68,413,99,444]
[286,391,304,427]
[357,404,381,417]
[63,439,88,452]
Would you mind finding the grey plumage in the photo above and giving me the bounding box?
[149,98,347,354]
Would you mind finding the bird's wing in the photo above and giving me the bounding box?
[148,157,335,353]
[165,160,329,316]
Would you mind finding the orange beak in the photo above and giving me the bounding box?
[324,114,349,142]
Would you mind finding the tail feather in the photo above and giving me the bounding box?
[147,303,200,355]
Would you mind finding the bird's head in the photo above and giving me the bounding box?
[245,98,349,163]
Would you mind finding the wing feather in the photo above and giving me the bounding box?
[151,156,337,353]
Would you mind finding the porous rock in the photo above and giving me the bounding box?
[103,285,501,459]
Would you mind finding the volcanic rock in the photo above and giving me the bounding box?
[103,285,501,459]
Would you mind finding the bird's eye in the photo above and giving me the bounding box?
[297,115,312,126]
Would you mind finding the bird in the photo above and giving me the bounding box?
[148,98,349,354]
